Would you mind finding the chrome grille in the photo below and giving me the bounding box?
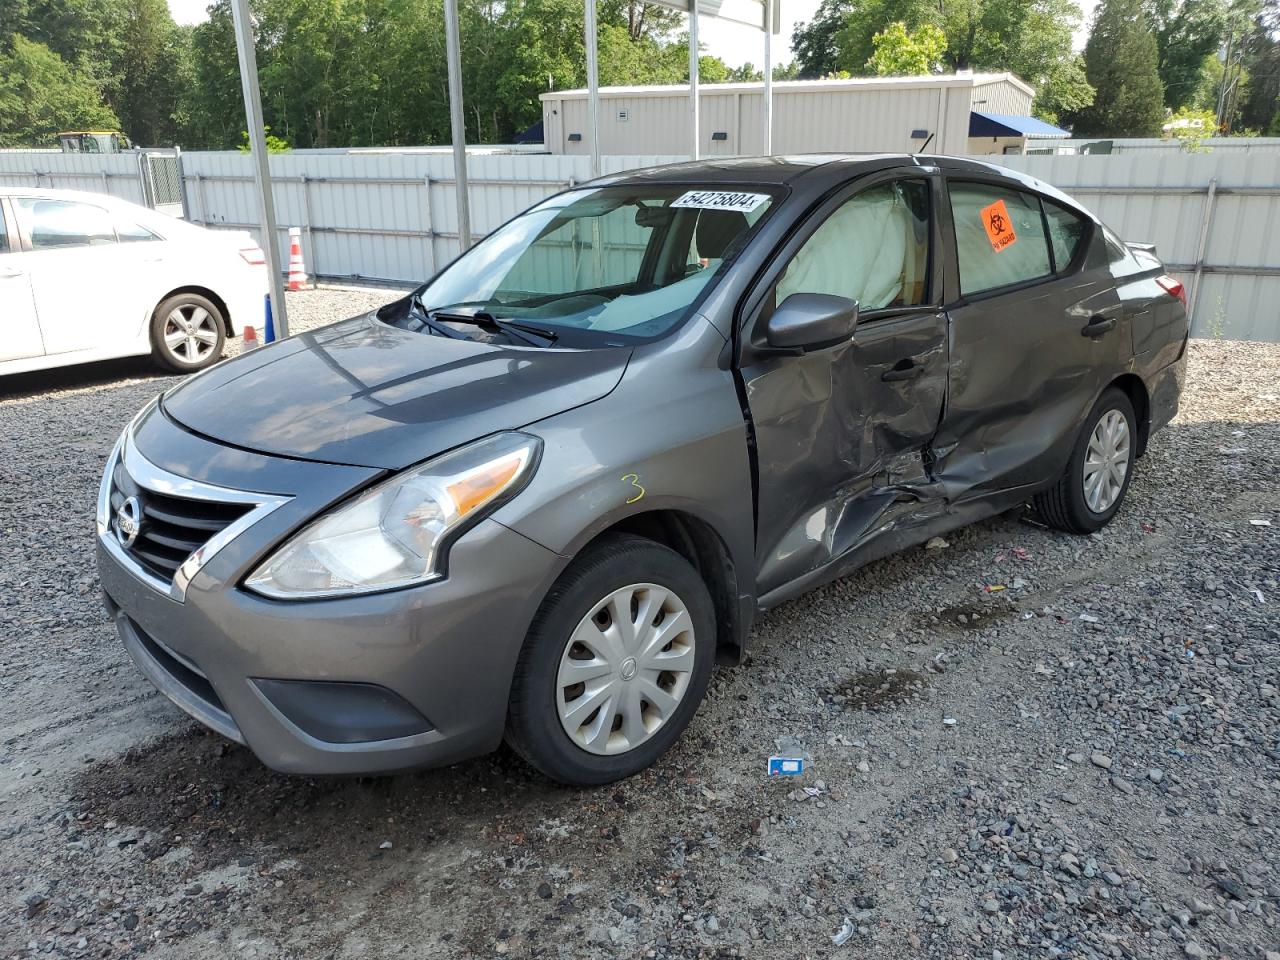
[109,461,252,582]
[96,402,292,602]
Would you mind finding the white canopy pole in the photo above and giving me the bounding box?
[762,0,773,155]
[585,0,601,177]
[444,0,471,250]
[228,0,288,337]
[688,3,700,160]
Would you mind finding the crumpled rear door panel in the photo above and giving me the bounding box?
[933,270,1126,501]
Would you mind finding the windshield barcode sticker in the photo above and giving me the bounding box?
[671,190,770,213]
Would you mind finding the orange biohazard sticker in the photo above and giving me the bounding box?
[980,199,1018,252]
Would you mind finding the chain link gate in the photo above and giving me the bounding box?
[137,149,185,217]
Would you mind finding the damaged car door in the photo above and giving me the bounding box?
[931,178,1129,499]
[738,172,947,598]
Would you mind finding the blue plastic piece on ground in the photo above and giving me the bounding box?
[768,756,805,777]
[264,293,276,343]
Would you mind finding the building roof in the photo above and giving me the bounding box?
[969,111,1071,139]
[541,72,1035,101]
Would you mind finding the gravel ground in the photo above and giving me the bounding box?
[1,287,1277,960]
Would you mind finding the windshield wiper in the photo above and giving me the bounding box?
[408,293,470,340]
[430,308,559,347]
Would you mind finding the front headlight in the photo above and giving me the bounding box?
[245,432,541,599]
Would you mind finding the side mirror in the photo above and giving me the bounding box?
[765,293,859,352]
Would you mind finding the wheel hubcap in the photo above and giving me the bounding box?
[556,583,695,756]
[163,305,218,363]
[1083,408,1130,514]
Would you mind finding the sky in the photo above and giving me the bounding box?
[165,0,1097,69]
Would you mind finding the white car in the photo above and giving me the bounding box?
[0,187,267,376]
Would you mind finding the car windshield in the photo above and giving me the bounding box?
[411,184,778,343]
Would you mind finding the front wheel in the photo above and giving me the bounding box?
[505,534,715,786]
[1034,387,1137,534]
[150,292,227,373]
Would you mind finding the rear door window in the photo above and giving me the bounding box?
[116,219,160,243]
[775,179,932,311]
[0,207,8,253]
[948,183,1051,296]
[16,198,116,250]
[1042,200,1089,272]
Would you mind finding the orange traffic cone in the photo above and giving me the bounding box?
[242,325,260,351]
[287,227,308,291]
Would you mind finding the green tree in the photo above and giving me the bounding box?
[1239,0,1279,132]
[185,0,246,148]
[796,0,1093,121]
[0,34,119,146]
[1145,0,1227,108]
[114,0,191,144]
[865,21,946,75]
[791,0,858,78]
[1070,0,1166,135]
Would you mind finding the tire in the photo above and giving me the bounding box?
[150,292,227,374]
[1034,387,1137,534]
[505,534,716,786]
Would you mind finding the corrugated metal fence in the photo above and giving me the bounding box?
[1028,137,1280,155]
[0,151,148,205]
[1,148,1276,340]
[180,151,685,285]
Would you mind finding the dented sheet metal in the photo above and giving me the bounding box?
[743,310,948,595]
[931,269,1126,499]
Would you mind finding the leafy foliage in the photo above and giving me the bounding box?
[1162,105,1219,149]
[0,33,119,146]
[865,22,946,76]
[790,0,1095,122]
[1145,0,1228,109]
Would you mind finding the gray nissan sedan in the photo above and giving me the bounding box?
[96,155,1188,785]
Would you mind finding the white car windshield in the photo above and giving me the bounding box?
[414,185,778,341]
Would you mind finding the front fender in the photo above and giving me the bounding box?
[489,321,756,597]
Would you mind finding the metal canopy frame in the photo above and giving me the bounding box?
[582,0,782,175]
[229,0,289,336]
[229,0,783,317]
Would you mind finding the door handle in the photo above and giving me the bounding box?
[0,267,23,279]
[881,362,923,382]
[1081,315,1117,338]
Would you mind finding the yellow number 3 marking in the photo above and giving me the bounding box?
[621,473,645,504]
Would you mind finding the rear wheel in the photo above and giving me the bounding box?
[505,534,715,786]
[1034,387,1136,534]
[150,292,226,373]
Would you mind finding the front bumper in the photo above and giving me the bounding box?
[96,407,564,775]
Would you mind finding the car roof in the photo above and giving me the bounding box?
[591,153,1087,213]
[0,185,144,208]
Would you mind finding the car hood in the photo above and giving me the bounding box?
[162,314,631,470]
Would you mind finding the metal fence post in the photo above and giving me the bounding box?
[1189,177,1218,330]
[443,0,471,251]
[300,174,316,278]
[585,0,601,178]
[175,146,192,220]
[134,151,150,206]
[688,2,700,160]
[422,176,437,276]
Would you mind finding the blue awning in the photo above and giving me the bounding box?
[969,111,1071,139]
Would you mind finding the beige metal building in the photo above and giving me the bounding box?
[540,72,1066,157]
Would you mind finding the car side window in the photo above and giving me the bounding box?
[116,219,160,243]
[0,210,8,253]
[1042,200,1089,272]
[949,182,1051,296]
[16,198,116,250]
[775,179,931,311]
